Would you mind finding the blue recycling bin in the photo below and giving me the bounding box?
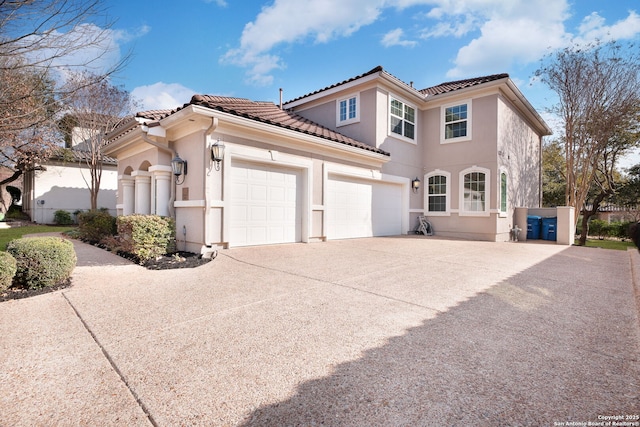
[527,215,542,240]
[542,217,557,241]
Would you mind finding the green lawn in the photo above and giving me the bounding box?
[581,238,636,251]
[0,225,76,251]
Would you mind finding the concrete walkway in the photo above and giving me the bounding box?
[0,236,638,426]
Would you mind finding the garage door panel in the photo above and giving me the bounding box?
[230,160,302,247]
[327,175,402,239]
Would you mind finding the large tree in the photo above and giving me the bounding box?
[0,0,127,211]
[61,71,134,210]
[542,138,566,207]
[0,57,60,202]
[536,40,640,244]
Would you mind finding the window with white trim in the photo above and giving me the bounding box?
[337,94,359,126]
[425,170,450,215]
[500,172,508,214]
[428,175,446,212]
[442,100,471,142]
[389,97,415,140]
[459,167,490,216]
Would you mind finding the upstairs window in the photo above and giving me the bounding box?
[390,97,415,141]
[442,100,471,143]
[337,94,359,126]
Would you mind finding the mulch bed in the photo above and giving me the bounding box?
[1,280,72,302]
[1,247,212,302]
[138,251,212,270]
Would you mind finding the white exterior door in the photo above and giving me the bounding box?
[326,175,402,239]
[230,160,302,246]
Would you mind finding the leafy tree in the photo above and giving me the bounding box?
[579,117,640,244]
[542,139,566,207]
[614,164,640,221]
[536,40,640,244]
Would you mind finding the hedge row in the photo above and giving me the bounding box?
[77,211,176,264]
[116,215,176,263]
[0,212,177,292]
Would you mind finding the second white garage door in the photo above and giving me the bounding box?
[230,160,302,247]
[326,175,402,239]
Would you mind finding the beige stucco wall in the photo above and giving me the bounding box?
[420,95,500,240]
[497,95,543,241]
[31,161,117,224]
[107,75,548,249]
[163,125,399,252]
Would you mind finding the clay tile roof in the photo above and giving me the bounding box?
[136,108,179,121]
[420,73,509,96]
[285,66,384,104]
[50,146,117,165]
[188,95,389,156]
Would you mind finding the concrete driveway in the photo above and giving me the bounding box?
[1,236,639,426]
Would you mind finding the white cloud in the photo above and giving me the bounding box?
[447,16,569,78]
[204,0,228,5]
[24,23,123,74]
[22,22,151,85]
[381,28,417,48]
[435,1,640,78]
[576,11,640,43]
[221,0,387,86]
[420,14,478,38]
[221,0,640,85]
[131,82,196,111]
[414,0,571,78]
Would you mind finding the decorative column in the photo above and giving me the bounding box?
[132,171,151,214]
[120,175,135,216]
[150,165,172,217]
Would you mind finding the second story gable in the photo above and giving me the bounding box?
[283,66,551,153]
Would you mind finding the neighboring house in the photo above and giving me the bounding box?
[104,66,551,253]
[22,118,118,224]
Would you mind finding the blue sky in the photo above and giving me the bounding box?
[70,0,639,162]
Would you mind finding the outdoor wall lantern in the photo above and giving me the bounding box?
[171,154,188,185]
[412,177,421,193]
[211,139,225,171]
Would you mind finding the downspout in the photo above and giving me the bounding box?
[203,117,218,248]
[140,126,177,218]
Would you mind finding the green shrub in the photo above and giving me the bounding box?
[610,221,634,240]
[54,209,73,225]
[6,204,28,220]
[0,251,17,292]
[117,215,176,263]
[78,210,116,243]
[7,237,77,289]
[588,219,610,240]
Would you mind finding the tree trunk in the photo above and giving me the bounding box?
[578,191,609,246]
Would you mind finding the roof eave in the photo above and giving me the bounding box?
[426,77,552,136]
[505,79,553,136]
[146,104,389,166]
[283,72,382,109]
[188,105,390,164]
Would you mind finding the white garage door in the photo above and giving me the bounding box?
[230,160,302,247]
[326,175,402,239]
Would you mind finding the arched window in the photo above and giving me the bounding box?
[459,166,490,216]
